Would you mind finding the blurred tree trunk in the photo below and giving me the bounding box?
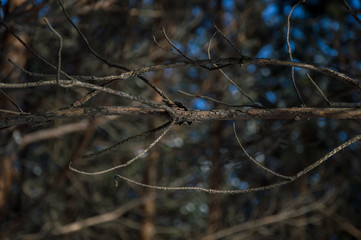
[0,0,29,221]
[204,1,225,238]
[140,150,159,240]
[140,70,164,240]
[204,121,224,239]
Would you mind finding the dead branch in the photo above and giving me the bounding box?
[3,106,361,129]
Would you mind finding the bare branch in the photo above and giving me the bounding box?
[233,122,293,180]
[50,195,156,236]
[287,0,306,107]
[3,106,361,129]
[178,90,254,107]
[114,130,361,194]
[0,89,23,113]
[294,133,361,179]
[69,120,174,175]
[307,74,361,107]
[341,0,361,25]
[42,17,63,86]
[161,26,193,62]
[3,56,358,90]
[307,74,332,105]
[207,32,259,106]
[212,23,243,56]
[114,174,291,194]
[152,35,179,56]
[0,15,76,83]
[82,121,172,160]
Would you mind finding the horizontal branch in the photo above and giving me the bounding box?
[0,107,169,128]
[2,106,361,128]
[2,57,359,89]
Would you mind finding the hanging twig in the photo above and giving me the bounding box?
[82,121,172,160]
[69,120,174,175]
[42,17,63,86]
[287,0,306,107]
[233,122,293,180]
[207,31,259,107]
[114,132,361,194]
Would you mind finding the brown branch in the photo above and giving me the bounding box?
[70,120,175,176]
[254,58,360,89]
[286,0,306,106]
[3,57,359,89]
[2,106,361,128]
[202,193,331,239]
[28,195,156,238]
[206,32,258,106]
[82,120,172,160]
[341,0,361,25]
[58,0,174,106]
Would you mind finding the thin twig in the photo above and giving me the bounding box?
[69,120,174,175]
[178,90,256,108]
[212,23,243,56]
[42,17,63,86]
[114,131,361,194]
[287,0,306,107]
[207,31,258,106]
[114,174,291,194]
[58,0,174,105]
[82,121,171,160]
[2,61,166,108]
[0,15,76,84]
[0,108,26,115]
[60,80,114,109]
[233,122,293,180]
[307,74,361,107]
[341,0,361,25]
[307,74,331,105]
[152,35,178,56]
[294,133,361,178]
[160,26,221,71]
[161,26,193,62]
[0,89,24,113]
[2,57,360,91]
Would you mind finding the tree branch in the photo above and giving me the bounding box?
[2,106,361,128]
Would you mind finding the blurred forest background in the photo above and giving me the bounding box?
[1,0,361,239]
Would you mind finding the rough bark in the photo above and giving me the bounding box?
[2,107,361,129]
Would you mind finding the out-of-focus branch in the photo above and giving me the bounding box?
[52,195,156,236]
[201,192,333,240]
[341,0,361,25]
[21,194,156,239]
[12,116,116,149]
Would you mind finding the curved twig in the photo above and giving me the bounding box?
[69,120,174,175]
[233,122,293,180]
[287,0,306,107]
